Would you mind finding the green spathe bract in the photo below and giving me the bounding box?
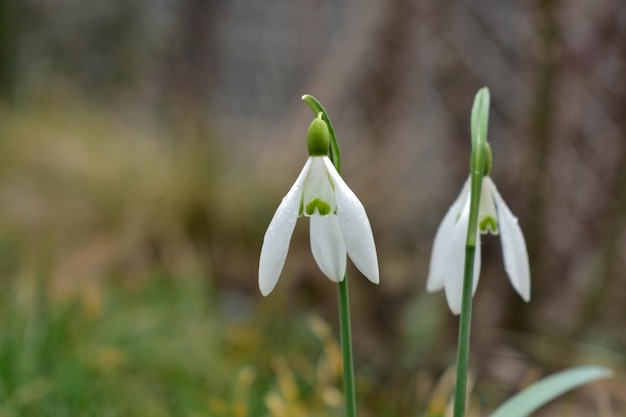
[307,113,330,156]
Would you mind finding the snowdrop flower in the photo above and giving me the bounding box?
[427,176,530,314]
[258,114,379,296]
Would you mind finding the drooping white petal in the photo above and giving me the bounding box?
[443,198,482,315]
[323,157,379,284]
[258,158,312,296]
[491,181,531,301]
[427,178,471,292]
[310,214,347,282]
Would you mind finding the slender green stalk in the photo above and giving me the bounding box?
[453,88,490,417]
[302,94,356,416]
[453,244,477,417]
[337,278,356,417]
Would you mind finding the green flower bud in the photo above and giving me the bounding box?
[307,113,330,156]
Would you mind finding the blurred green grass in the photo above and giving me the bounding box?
[0,262,354,416]
[0,276,359,417]
[0,269,226,416]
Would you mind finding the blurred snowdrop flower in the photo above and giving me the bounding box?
[427,176,530,314]
[258,115,379,296]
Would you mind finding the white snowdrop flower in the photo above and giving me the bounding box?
[427,176,530,314]
[258,115,379,296]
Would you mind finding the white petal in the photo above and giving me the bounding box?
[478,177,499,235]
[324,157,379,284]
[427,178,471,292]
[443,198,481,315]
[310,215,347,282]
[302,156,336,216]
[258,158,312,296]
[491,183,531,301]
[472,233,482,296]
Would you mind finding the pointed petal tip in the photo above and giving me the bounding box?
[360,255,379,285]
[355,264,379,285]
[323,271,346,284]
[445,290,462,315]
[258,275,275,297]
[448,300,461,316]
[259,249,283,296]
[368,270,380,285]
[444,276,463,316]
[327,274,343,283]
[426,276,443,293]
[362,263,380,285]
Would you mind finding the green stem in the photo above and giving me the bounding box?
[303,94,356,416]
[337,277,356,417]
[452,245,477,417]
[453,87,490,417]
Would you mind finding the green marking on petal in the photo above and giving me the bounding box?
[479,215,498,234]
[305,198,331,216]
[326,172,335,191]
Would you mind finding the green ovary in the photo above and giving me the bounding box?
[307,115,330,156]
[305,198,331,216]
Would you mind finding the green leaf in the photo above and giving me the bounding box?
[489,366,612,417]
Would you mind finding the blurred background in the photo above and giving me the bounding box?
[0,0,624,415]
